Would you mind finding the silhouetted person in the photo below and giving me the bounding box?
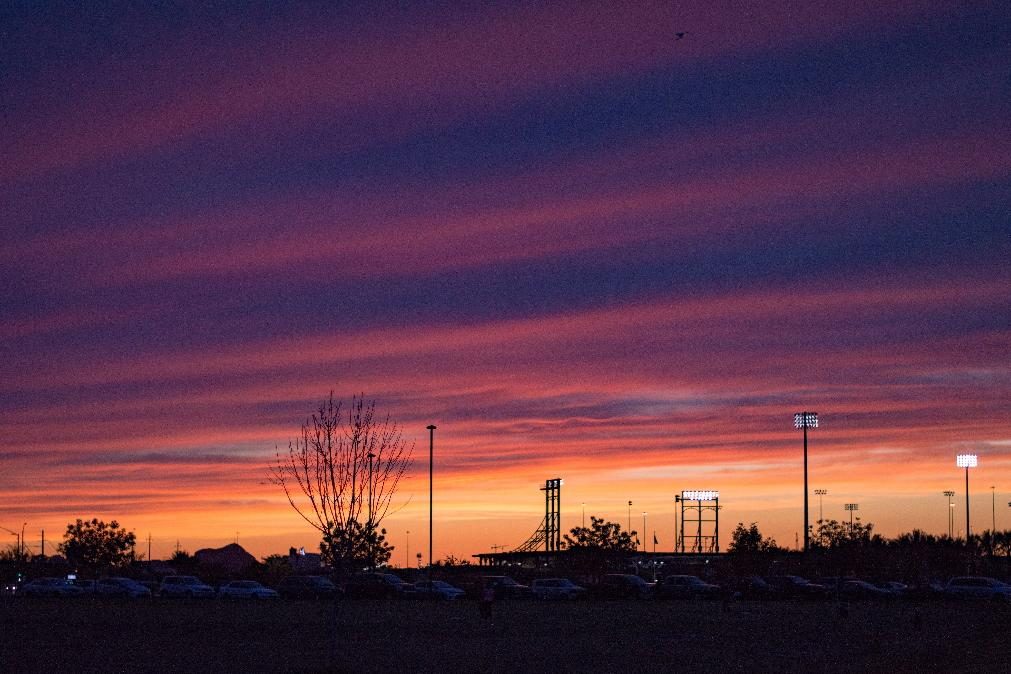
[480,585,494,619]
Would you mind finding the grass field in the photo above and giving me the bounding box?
[1,597,1007,673]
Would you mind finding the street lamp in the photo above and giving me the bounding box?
[427,425,436,574]
[943,491,955,538]
[366,450,375,528]
[991,486,996,534]
[795,412,818,552]
[956,453,977,538]
[844,503,859,528]
[814,489,828,524]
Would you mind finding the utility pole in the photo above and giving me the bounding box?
[427,424,436,578]
[41,529,44,557]
[148,533,152,562]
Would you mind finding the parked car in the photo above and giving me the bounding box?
[96,577,152,598]
[159,575,215,598]
[875,581,909,597]
[729,575,779,600]
[18,578,86,598]
[592,574,655,599]
[838,580,895,599]
[943,576,1011,600]
[531,578,587,600]
[655,575,721,599]
[765,575,828,599]
[72,579,98,595]
[276,575,340,600]
[414,580,466,601]
[482,576,532,599]
[218,580,279,600]
[344,573,417,599]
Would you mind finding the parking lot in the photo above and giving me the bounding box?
[1,596,1007,673]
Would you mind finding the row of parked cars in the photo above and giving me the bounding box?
[12,573,1011,602]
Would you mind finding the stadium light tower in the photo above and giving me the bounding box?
[844,503,859,528]
[943,491,955,538]
[814,489,828,523]
[794,412,818,552]
[956,454,977,538]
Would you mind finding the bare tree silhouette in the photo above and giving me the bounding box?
[269,393,412,571]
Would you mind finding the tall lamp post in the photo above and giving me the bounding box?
[844,503,859,528]
[991,486,996,534]
[427,425,436,575]
[956,454,977,539]
[627,501,632,540]
[814,489,828,524]
[794,412,819,552]
[943,491,955,538]
[366,451,375,527]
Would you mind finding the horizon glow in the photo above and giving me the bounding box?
[2,2,1009,561]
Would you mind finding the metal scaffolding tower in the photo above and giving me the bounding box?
[512,477,562,552]
[676,490,720,553]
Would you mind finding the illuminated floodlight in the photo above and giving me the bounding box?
[795,411,819,553]
[794,412,818,429]
[844,502,859,527]
[956,453,978,537]
[814,489,828,496]
[682,490,719,501]
[956,454,978,468]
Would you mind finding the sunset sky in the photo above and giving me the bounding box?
[3,2,1009,562]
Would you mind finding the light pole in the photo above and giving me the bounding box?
[642,512,647,551]
[794,412,819,553]
[427,425,436,574]
[844,503,859,528]
[991,486,996,534]
[814,489,828,524]
[944,491,955,538]
[673,495,680,553]
[366,450,375,528]
[627,501,632,538]
[956,454,977,539]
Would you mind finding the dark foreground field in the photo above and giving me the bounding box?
[1,597,1007,673]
